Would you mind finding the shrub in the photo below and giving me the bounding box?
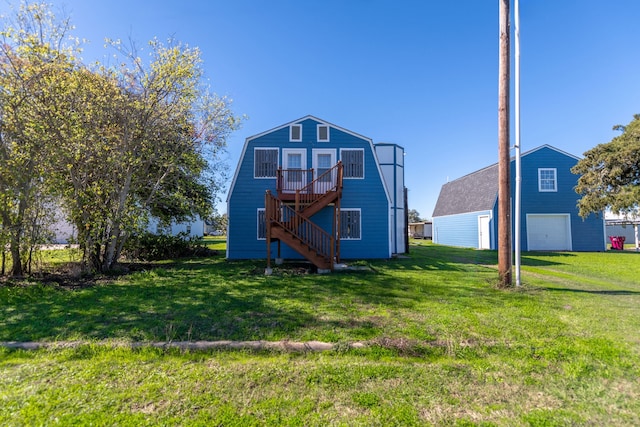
[123,232,216,261]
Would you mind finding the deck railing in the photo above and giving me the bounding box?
[276,169,315,194]
[276,162,343,205]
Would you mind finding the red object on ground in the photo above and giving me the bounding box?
[609,236,626,250]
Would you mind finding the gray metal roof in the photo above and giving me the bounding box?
[432,164,499,217]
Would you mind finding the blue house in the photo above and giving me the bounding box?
[432,145,605,251]
[226,116,406,269]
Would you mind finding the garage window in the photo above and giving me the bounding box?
[538,168,557,192]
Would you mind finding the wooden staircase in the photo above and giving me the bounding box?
[266,162,343,271]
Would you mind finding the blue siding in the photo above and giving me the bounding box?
[433,210,493,249]
[433,146,605,252]
[228,117,390,260]
[512,146,605,251]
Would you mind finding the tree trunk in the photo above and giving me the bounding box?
[102,173,134,271]
[27,245,34,276]
[80,231,102,273]
[90,242,102,272]
[9,235,22,277]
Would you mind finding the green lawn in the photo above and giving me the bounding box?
[1,241,639,425]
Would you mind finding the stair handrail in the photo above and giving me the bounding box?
[265,191,334,266]
[295,161,343,209]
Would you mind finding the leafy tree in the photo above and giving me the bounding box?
[572,114,640,218]
[38,39,240,272]
[0,1,77,276]
[206,210,228,234]
[1,2,241,275]
[408,209,423,223]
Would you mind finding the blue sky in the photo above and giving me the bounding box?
[2,0,639,218]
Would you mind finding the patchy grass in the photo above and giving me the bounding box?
[202,235,227,252]
[1,241,639,425]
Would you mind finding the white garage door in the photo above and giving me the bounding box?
[527,214,571,251]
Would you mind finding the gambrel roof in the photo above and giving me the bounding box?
[432,145,580,218]
[432,164,498,217]
[226,115,391,206]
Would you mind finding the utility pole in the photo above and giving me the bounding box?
[498,0,512,287]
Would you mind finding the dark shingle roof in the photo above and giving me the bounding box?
[432,164,499,217]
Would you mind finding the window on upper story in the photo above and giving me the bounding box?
[317,125,329,142]
[340,209,361,240]
[538,168,557,192]
[341,149,364,178]
[290,124,302,142]
[257,209,266,240]
[254,148,278,178]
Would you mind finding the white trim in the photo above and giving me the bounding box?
[253,147,279,179]
[244,115,372,143]
[226,138,250,202]
[257,208,266,240]
[340,148,365,180]
[312,148,336,178]
[341,208,362,240]
[526,213,572,251]
[282,148,307,170]
[538,168,557,192]
[388,207,393,257]
[282,148,307,192]
[432,209,494,220]
[290,124,302,142]
[317,124,330,142]
[522,144,581,161]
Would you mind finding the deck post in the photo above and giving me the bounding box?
[335,195,341,264]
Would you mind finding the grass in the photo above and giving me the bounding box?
[1,240,639,425]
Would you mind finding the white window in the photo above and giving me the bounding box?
[290,124,302,142]
[282,149,307,191]
[254,148,278,178]
[317,124,329,142]
[341,149,364,178]
[538,168,557,192]
[257,209,266,240]
[316,153,333,183]
[312,149,336,192]
[340,209,361,240]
